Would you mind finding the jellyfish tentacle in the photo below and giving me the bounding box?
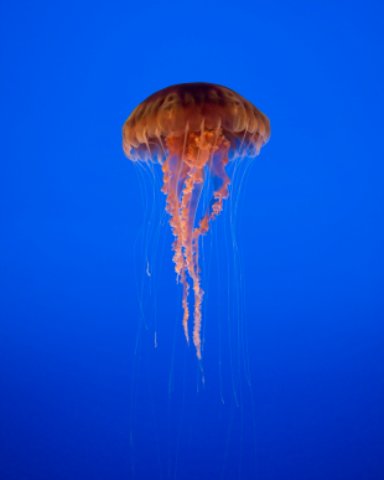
[163,129,231,358]
[177,124,193,342]
[179,165,205,358]
[161,150,191,343]
[194,135,231,239]
[177,164,191,344]
[179,166,195,343]
[179,128,231,358]
[176,126,218,358]
[209,147,231,217]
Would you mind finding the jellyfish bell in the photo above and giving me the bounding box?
[123,82,270,163]
[123,82,270,359]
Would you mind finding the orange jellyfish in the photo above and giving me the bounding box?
[123,83,270,359]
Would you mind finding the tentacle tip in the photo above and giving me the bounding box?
[183,327,190,344]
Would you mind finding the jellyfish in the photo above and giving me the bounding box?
[123,83,270,359]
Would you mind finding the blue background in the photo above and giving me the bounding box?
[1,1,384,479]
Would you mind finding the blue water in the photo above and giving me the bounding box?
[1,1,384,479]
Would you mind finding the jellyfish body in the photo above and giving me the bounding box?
[123,83,270,359]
